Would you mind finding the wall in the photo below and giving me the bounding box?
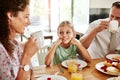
[89,0,119,23]
[90,0,119,8]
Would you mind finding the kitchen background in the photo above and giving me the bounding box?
[24,0,119,66]
[26,0,118,40]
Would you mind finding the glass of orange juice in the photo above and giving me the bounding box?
[68,64,77,73]
[67,56,78,73]
[71,67,83,80]
[71,72,83,80]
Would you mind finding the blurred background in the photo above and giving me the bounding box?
[19,0,119,45]
[24,0,119,66]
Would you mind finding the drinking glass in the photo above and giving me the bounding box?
[67,56,77,73]
[71,68,83,80]
[68,64,77,73]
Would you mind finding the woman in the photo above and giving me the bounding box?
[0,0,39,80]
[45,21,91,66]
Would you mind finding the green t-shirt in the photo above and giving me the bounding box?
[53,44,77,64]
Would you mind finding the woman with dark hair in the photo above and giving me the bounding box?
[0,0,39,80]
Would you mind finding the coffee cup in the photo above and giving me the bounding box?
[31,31,44,48]
[109,20,119,33]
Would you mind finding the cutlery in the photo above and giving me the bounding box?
[54,71,59,75]
[33,73,48,78]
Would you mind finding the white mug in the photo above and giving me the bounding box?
[31,31,44,48]
[109,20,119,33]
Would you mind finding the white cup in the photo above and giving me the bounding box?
[31,31,44,48]
[109,20,119,33]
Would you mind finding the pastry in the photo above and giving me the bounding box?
[104,61,112,67]
[112,56,120,60]
[117,63,120,70]
[106,66,119,74]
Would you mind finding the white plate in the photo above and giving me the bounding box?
[61,59,87,69]
[106,54,120,61]
[106,77,115,80]
[95,62,120,76]
[37,75,67,80]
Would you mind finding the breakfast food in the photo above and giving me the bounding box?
[46,76,66,80]
[46,77,59,80]
[101,60,120,74]
[112,56,120,60]
[47,77,51,80]
[117,63,120,69]
[104,60,113,67]
[106,66,119,74]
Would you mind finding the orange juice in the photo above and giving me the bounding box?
[68,64,77,73]
[71,72,83,80]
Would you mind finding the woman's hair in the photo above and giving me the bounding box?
[57,21,75,32]
[0,0,29,55]
[112,1,120,8]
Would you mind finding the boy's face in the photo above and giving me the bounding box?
[57,25,74,44]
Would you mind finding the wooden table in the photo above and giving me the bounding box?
[31,58,113,80]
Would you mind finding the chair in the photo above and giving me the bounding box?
[31,53,40,67]
[37,46,49,65]
[75,32,84,40]
[44,35,53,44]
[30,40,51,66]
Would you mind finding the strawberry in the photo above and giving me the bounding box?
[101,65,107,72]
[47,77,51,80]
[77,64,81,67]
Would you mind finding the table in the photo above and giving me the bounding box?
[31,58,113,80]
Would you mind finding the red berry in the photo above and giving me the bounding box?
[109,60,113,63]
[47,77,51,80]
[101,65,107,72]
[77,64,81,67]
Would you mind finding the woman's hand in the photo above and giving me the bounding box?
[23,37,39,58]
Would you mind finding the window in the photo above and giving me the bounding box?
[28,0,89,34]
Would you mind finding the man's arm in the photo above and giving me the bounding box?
[80,28,98,49]
[80,20,109,49]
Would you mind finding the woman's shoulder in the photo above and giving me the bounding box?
[0,42,5,50]
[0,42,8,58]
